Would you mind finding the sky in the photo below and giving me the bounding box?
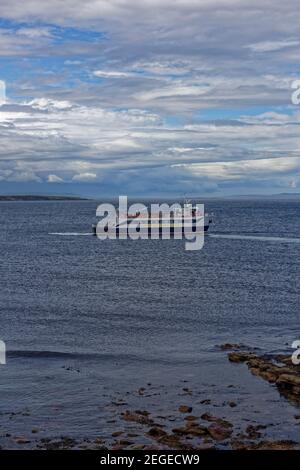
[0,0,300,197]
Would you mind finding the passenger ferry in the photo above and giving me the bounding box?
[92,202,213,236]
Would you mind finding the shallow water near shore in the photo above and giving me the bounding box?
[0,199,300,448]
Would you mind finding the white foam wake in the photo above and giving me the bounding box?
[49,232,93,236]
[209,234,300,243]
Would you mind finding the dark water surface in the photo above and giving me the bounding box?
[0,199,300,447]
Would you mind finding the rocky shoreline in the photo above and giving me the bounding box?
[228,348,300,406]
[1,344,300,451]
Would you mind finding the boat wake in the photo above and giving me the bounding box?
[49,232,300,244]
[209,234,300,244]
[49,232,93,236]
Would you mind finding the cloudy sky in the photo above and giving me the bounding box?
[0,0,300,196]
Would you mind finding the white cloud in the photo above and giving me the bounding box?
[247,39,300,53]
[6,171,42,182]
[136,85,211,101]
[93,70,132,79]
[72,172,97,181]
[0,1,300,194]
[47,174,64,182]
[133,61,196,76]
[173,157,300,181]
[28,98,73,111]
[0,91,299,192]
[0,169,13,181]
[16,27,53,38]
[0,80,6,104]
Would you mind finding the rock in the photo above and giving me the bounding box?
[157,434,191,449]
[187,426,208,437]
[219,343,242,351]
[246,425,262,439]
[276,355,293,366]
[172,427,189,435]
[201,413,214,421]
[172,425,207,437]
[179,405,192,413]
[94,438,104,444]
[185,419,204,429]
[121,410,154,426]
[184,415,198,421]
[247,357,293,384]
[111,431,123,437]
[255,440,296,450]
[228,401,237,408]
[207,423,233,441]
[147,427,167,438]
[228,352,254,363]
[277,374,300,388]
[134,409,150,416]
[201,413,233,429]
[276,374,300,403]
[227,349,300,406]
[117,440,133,446]
[15,438,31,444]
[200,399,211,405]
[251,368,278,383]
[231,439,252,450]
[127,444,147,450]
[62,437,76,447]
[197,443,216,450]
[111,444,126,450]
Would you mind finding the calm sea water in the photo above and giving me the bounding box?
[0,199,300,446]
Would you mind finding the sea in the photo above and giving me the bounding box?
[0,199,300,448]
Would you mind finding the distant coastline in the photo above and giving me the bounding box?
[0,195,88,201]
[0,193,299,202]
[223,193,300,200]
